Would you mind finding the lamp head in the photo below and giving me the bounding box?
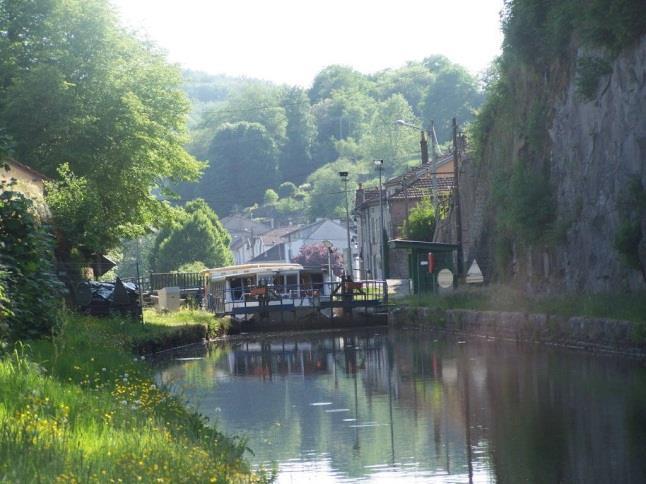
[338,171,348,178]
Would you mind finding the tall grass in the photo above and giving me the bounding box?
[0,313,269,483]
[405,286,646,323]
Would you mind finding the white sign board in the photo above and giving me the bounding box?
[437,269,453,289]
[466,259,484,284]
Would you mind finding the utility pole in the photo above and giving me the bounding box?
[430,121,439,210]
[376,160,388,304]
[452,118,463,277]
[420,130,429,165]
[374,160,387,285]
[339,171,352,275]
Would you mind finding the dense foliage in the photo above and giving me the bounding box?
[401,198,436,242]
[0,186,61,340]
[181,56,483,219]
[149,199,233,272]
[0,0,203,255]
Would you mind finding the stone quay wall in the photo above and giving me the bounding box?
[389,306,646,358]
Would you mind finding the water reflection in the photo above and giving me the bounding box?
[156,330,646,483]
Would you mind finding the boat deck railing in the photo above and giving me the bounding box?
[206,280,387,317]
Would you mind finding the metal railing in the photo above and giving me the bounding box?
[149,272,203,292]
[205,280,387,317]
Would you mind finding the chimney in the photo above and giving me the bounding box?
[357,183,365,203]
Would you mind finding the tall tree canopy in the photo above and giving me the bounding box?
[182,56,483,220]
[200,122,278,214]
[149,199,232,273]
[0,0,202,253]
[280,87,316,184]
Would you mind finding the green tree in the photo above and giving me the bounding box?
[280,87,316,183]
[199,83,287,145]
[263,188,279,205]
[200,122,278,214]
[306,159,365,219]
[361,94,420,172]
[0,0,202,255]
[278,181,298,198]
[371,63,434,117]
[419,63,483,142]
[312,90,377,165]
[402,197,436,241]
[308,65,370,104]
[149,199,232,272]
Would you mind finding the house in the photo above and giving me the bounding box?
[1,158,47,200]
[244,226,299,264]
[249,219,358,274]
[221,214,272,264]
[354,153,455,279]
[282,219,355,263]
[1,160,116,280]
[1,159,50,220]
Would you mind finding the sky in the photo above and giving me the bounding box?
[110,0,505,87]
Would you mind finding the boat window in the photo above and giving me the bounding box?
[257,274,273,286]
[310,273,324,292]
[286,274,297,288]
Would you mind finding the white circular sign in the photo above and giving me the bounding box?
[437,269,454,288]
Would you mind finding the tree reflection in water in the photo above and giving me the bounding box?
[156,330,646,483]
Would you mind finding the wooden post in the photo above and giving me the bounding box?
[452,118,464,277]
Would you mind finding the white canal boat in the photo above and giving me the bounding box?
[202,262,329,317]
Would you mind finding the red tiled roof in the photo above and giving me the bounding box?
[389,175,454,200]
[385,153,453,188]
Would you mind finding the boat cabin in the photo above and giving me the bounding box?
[202,263,327,316]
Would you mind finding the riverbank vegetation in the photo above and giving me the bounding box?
[405,286,646,324]
[0,312,266,483]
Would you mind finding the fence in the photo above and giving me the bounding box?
[205,279,387,317]
[149,272,203,292]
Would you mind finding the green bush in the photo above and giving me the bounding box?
[0,188,62,340]
[402,197,436,241]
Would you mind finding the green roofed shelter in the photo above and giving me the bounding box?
[388,240,458,294]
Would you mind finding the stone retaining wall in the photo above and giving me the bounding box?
[389,306,646,358]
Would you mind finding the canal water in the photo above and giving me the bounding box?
[155,329,646,483]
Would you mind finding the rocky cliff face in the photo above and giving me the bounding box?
[549,37,646,291]
[437,36,646,293]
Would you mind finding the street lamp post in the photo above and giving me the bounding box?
[374,160,386,282]
[322,240,334,286]
[338,171,352,275]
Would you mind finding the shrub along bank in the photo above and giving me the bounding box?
[403,286,646,324]
[0,311,268,483]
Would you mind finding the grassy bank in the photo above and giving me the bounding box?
[130,309,230,354]
[0,312,268,483]
[403,286,646,323]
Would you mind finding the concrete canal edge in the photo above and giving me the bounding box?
[388,306,646,359]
